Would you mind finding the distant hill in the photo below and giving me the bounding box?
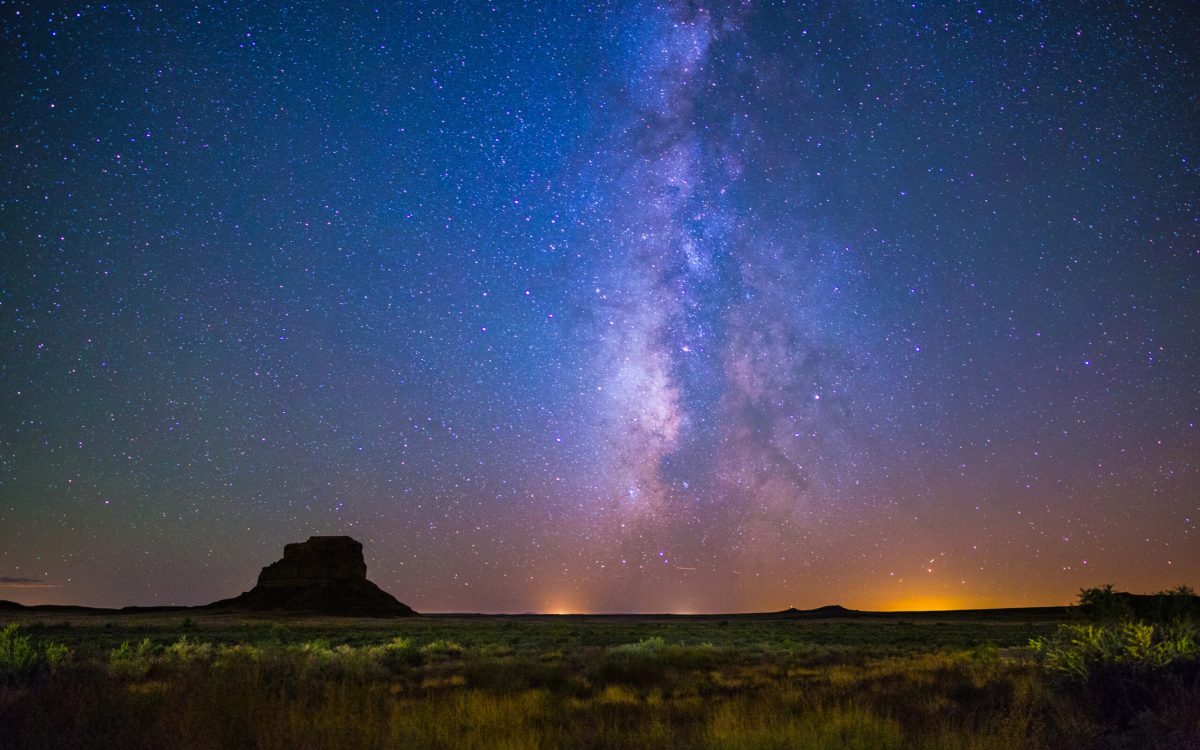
[0,599,190,614]
[748,603,1069,622]
[775,604,859,617]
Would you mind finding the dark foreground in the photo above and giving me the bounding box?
[1,610,1197,749]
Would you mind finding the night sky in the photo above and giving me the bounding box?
[2,1,1197,614]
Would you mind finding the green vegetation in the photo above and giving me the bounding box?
[1028,586,1200,744]
[0,622,70,684]
[0,599,1196,749]
[1031,585,1200,678]
[1030,621,1198,679]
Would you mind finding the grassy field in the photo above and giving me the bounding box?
[1,610,1196,749]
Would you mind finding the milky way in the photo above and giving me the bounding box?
[585,2,869,557]
[1,1,1197,613]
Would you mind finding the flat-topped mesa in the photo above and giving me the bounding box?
[256,536,368,589]
[211,535,415,617]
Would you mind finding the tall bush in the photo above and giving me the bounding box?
[0,624,71,684]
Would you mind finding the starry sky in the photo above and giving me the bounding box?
[1,1,1198,614]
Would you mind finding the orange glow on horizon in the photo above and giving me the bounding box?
[542,598,583,615]
[877,595,972,612]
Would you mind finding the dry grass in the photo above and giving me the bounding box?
[0,614,1196,749]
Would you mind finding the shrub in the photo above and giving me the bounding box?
[298,639,341,678]
[594,637,723,687]
[376,636,422,671]
[43,642,70,670]
[1077,584,1133,623]
[262,622,289,643]
[213,643,263,671]
[1146,585,1200,625]
[421,639,466,658]
[610,636,666,656]
[109,638,156,679]
[1031,621,1199,680]
[1076,583,1200,626]
[0,623,72,684]
[0,624,41,683]
[165,635,212,664]
[971,641,1000,665]
[1031,619,1200,733]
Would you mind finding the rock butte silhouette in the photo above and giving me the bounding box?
[210,536,415,617]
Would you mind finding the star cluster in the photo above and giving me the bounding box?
[1,1,1197,612]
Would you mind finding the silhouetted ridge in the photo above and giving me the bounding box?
[210,536,415,616]
[776,604,858,617]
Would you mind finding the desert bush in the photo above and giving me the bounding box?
[1032,620,1199,680]
[421,639,466,658]
[1038,585,1200,684]
[0,624,71,684]
[1076,583,1200,626]
[109,638,156,679]
[297,639,343,678]
[610,635,667,655]
[593,637,725,690]
[333,643,391,680]
[1032,617,1200,740]
[1145,585,1200,625]
[1077,584,1135,623]
[971,640,1000,665]
[373,636,423,672]
[42,641,70,670]
[215,642,263,662]
[596,636,669,685]
[0,623,40,683]
[164,635,212,664]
